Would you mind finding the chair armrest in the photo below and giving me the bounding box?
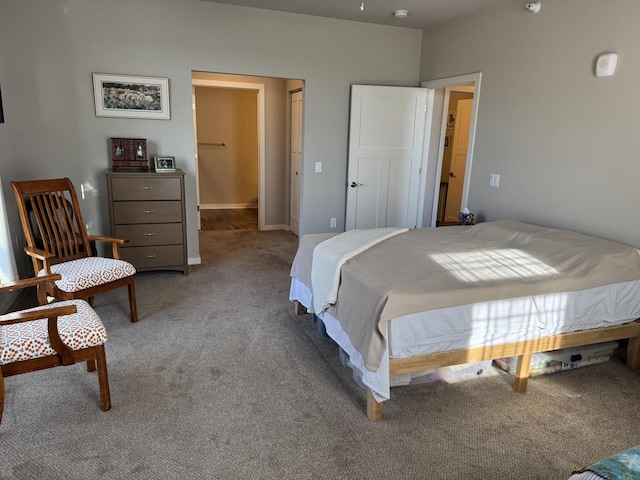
[24,246,55,261]
[23,247,55,274]
[0,303,76,325]
[88,235,129,260]
[0,274,62,293]
[88,235,128,245]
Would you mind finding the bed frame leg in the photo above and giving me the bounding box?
[293,301,307,316]
[627,336,640,372]
[513,353,532,393]
[366,389,384,421]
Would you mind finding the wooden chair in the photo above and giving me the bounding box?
[11,178,138,322]
[0,275,111,425]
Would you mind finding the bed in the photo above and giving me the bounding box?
[569,445,640,479]
[289,220,640,421]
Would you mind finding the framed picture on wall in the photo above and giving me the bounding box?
[447,111,456,129]
[92,73,171,119]
[0,83,4,123]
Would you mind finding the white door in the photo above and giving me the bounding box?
[443,98,473,223]
[290,90,302,236]
[346,85,427,230]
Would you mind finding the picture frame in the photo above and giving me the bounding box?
[154,156,176,173]
[447,111,456,129]
[93,73,170,120]
[0,83,4,123]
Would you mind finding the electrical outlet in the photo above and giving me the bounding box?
[330,218,337,228]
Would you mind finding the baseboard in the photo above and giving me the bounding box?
[188,255,202,265]
[200,204,258,210]
[261,224,289,231]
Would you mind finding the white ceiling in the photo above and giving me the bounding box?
[199,0,508,29]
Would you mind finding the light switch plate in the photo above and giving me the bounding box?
[489,173,500,187]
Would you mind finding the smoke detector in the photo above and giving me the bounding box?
[524,2,541,13]
[393,9,409,18]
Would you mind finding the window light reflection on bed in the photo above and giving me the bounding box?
[430,249,559,283]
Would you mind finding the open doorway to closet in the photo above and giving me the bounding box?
[191,72,304,233]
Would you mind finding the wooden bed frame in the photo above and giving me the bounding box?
[293,301,640,421]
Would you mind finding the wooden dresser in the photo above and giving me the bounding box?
[106,170,188,275]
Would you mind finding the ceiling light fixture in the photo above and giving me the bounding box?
[393,9,409,18]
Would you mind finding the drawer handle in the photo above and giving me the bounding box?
[143,209,154,214]
[146,254,157,259]
[145,232,156,236]
[142,186,153,190]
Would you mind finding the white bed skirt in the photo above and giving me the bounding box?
[289,276,640,401]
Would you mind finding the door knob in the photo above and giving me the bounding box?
[349,182,363,188]
[448,172,455,178]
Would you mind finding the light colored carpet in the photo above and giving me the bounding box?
[1,229,639,479]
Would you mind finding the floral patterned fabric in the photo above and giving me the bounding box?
[0,300,107,365]
[38,257,136,292]
[573,446,640,480]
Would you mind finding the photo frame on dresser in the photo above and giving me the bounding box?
[154,156,176,173]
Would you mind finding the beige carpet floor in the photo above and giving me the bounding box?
[1,229,639,479]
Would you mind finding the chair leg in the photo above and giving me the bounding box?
[86,359,96,372]
[95,345,111,412]
[87,296,95,307]
[128,280,138,323]
[0,368,4,425]
[37,284,48,306]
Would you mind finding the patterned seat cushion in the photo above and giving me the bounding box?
[38,257,136,293]
[0,300,107,365]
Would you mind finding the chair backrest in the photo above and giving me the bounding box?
[11,178,93,272]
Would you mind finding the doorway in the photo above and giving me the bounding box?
[191,72,304,233]
[437,85,474,226]
[192,76,265,231]
[421,73,482,228]
[344,74,481,231]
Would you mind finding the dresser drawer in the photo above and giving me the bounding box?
[115,223,183,246]
[110,177,182,201]
[113,201,183,224]
[119,245,185,269]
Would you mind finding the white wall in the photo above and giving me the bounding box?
[420,0,640,247]
[0,0,422,275]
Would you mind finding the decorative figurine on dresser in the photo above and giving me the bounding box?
[111,137,149,171]
[106,169,188,275]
